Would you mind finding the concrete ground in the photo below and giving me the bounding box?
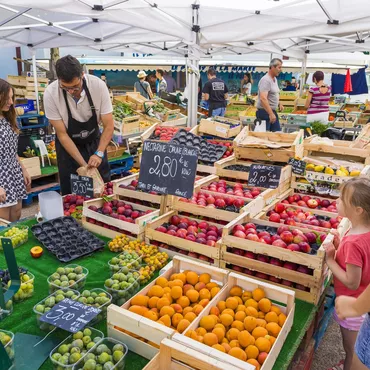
[20,201,345,370]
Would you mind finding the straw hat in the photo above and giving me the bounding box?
[137,70,147,78]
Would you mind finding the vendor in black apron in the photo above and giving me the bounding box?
[43,55,114,195]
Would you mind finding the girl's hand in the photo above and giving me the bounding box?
[335,295,359,319]
[0,187,6,202]
[324,242,336,262]
[23,168,31,188]
[330,229,340,249]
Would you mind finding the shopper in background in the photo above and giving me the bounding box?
[0,79,30,221]
[146,74,157,95]
[256,58,284,131]
[134,71,153,99]
[44,55,114,195]
[164,71,177,93]
[324,178,370,370]
[283,80,296,91]
[156,69,167,96]
[305,70,331,124]
[198,77,203,105]
[240,73,253,95]
[202,68,229,117]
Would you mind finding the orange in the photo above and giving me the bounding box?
[186,289,200,303]
[258,352,268,365]
[229,286,243,297]
[229,339,240,348]
[279,313,287,327]
[238,330,253,348]
[159,306,175,318]
[247,359,261,369]
[245,345,259,359]
[265,311,279,324]
[157,297,171,310]
[148,296,160,309]
[184,312,197,323]
[199,288,211,301]
[245,299,259,310]
[242,291,252,302]
[226,328,240,341]
[231,320,244,331]
[199,315,216,331]
[217,301,226,312]
[255,337,271,353]
[172,313,183,328]
[203,333,218,347]
[258,298,272,313]
[212,344,226,353]
[235,311,246,322]
[220,313,234,327]
[252,288,265,302]
[225,297,239,310]
[156,277,168,288]
[266,322,281,337]
[199,273,211,284]
[212,327,225,343]
[244,316,257,332]
[228,347,247,361]
[171,286,183,300]
[245,306,258,318]
[148,285,164,298]
[252,327,268,339]
[177,296,190,308]
[186,271,199,285]
[177,319,190,333]
[270,305,281,315]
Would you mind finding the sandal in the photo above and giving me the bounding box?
[328,359,344,370]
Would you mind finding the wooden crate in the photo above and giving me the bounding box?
[114,115,141,135]
[126,92,150,112]
[161,114,187,127]
[279,92,299,101]
[82,195,160,237]
[198,117,242,139]
[175,272,295,370]
[0,218,10,227]
[19,156,41,178]
[358,113,370,125]
[7,75,26,87]
[233,127,304,163]
[107,256,229,359]
[145,210,222,261]
[303,137,370,165]
[143,337,243,370]
[333,115,358,128]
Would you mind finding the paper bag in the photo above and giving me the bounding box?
[254,119,266,133]
[77,166,104,198]
[350,124,370,149]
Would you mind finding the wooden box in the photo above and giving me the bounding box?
[107,256,229,360]
[20,156,41,178]
[358,113,370,125]
[145,210,223,261]
[333,115,358,128]
[114,115,141,135]
[143,337,243,370]
[175,272,295,370]
[198,117,242,139]
[7,75,26,87]
[82,195,159,238]
[279,92,299,101]
[239,106,257,124]
[126,92,150,112]
[233,127,304,163]
[161,114,187,127]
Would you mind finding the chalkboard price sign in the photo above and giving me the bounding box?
[248,164,282,189]
[39,298,101,333]
[138,140,198,198]
[70,174,94,198]
[288,158,307,176]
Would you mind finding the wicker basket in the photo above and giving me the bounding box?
[107,141,126,159]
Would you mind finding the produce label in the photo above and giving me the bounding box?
[288,158,307,175]
[305,172,347,184]
[39,298,101,333]
[248,164,282,189]
[138,140,198,198]
[70,174,94,198]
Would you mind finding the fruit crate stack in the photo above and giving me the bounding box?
[197,117,242,139]
[219,211,346,304]
[107,256,229,360]
[279,92,298,108]
[233,127,304,164]
[126,92,150,112]
[7,75,48,100]
[239,106,257,124]
[82,195,160,240]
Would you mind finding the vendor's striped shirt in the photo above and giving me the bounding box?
[307,85,331,114]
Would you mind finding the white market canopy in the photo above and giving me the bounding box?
[1,0,370,60]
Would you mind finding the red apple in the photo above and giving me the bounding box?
[195,238,207,244]
[261,235,272,244]
[269,276,282,284]
[257,254,270,263]
[255,272,269,280]
[307,199,319,209]
[298,242,311,253]
[304,232,317,244]
[274,203,286,214]
[215,198,226,208]
[287,243,300,252]
[170,215,180,225]
[283,261,298,270]
[281,280,294,287]
[244,251,256,259]
[167,230,177,236]
[258,231,270,238]
[321,199,331,208]
[156,226,167,233]
[320,221,331,229]
[247,234,260,242]
[272,240,287,248]
[234,230,247,239]
[269,213,281,223]
[280,231,294,244]
[271,235,282,242]
[278,225,290,234]
[244,223,256,230]
[187,225,198,234]
[233,224,245,233]
[270,258,283,267]
[186,234,196,242]
[198,221,209,230]
[245,228,258,235]
[297,265,311,275]
[207,240,216,247]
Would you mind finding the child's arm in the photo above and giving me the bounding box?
[336,284,370,319]
[324,242,362,290]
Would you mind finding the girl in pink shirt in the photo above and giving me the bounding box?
[325,177,370,370]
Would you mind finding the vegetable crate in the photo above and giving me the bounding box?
[287,111,307,125]
[279,92,298,101]
[233,127,304,163]
[198,117,242,139]
[161,113,187,127]
[333,115,358,128]
[174,272,295,370]
[358,113,370,125]
[303,137,370,165]
[114,115,141,135]
[239,106,257,124]
[82,195,159,240]
[126,92,150,112]
[143,337,242,370]
[107,256,229,360]
[219,212,346,304]
[145,210,222,263]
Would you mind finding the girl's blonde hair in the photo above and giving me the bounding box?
[340,177,370,222]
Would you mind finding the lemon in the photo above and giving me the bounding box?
[314,165,325,172]
[324,167,335,175]
[306,164,315,171]
[350,170,361,177]
[336,169,347,177]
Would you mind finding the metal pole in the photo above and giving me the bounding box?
[31,50,40,113]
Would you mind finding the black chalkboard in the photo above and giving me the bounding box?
[138,140,198,198]
[39,298,101,333]
[248,164,282,189]
[288,158,307,176]
[70,174,94,198]
[43,134,55,144]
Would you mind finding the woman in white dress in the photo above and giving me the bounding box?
[240,73,253,96]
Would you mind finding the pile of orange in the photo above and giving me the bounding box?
[128,270,221,334]
[185,286,287,369]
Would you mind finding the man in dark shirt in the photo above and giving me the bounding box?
[202,68,228,117]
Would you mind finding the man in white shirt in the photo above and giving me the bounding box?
[43,55,114,194]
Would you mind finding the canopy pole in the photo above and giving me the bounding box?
[299,53,307,96]
[31,51,40,114]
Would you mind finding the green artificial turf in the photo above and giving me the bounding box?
[40,166,58,176]
[0,218,317,370]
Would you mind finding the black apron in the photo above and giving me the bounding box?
[56,79,110,195]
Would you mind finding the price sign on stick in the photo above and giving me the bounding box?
[288,158,307,176]
[70,174,94,198]
[138,140,198,199]
[39,298,101,333]
[248,164,282,189]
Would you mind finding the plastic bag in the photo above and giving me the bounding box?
[77,166,104,198]
[254,119,266,132]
